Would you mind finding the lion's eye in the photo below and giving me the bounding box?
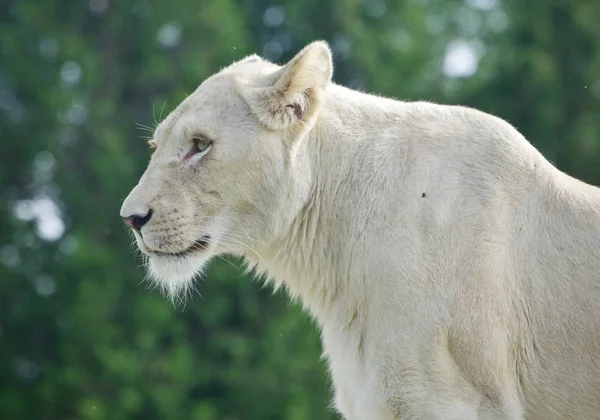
[184,135,213,162]
[193,137,212,154]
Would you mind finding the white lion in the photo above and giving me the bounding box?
[120,41,600,419]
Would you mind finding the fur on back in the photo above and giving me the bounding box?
[121,41,600,419]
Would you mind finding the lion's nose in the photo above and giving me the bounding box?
[122,209,153,231]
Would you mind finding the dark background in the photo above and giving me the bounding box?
[1,0,599,418]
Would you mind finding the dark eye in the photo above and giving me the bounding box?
[193,136,212,154]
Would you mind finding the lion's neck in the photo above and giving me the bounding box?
[245,87,375,324]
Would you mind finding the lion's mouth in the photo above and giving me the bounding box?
[151,235,210,258]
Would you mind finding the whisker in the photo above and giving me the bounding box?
[158,99,168,123]
[134,122,155,133]
[214,254,240,271]
[152,101,157,128]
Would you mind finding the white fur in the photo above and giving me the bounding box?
[121,41,600,419]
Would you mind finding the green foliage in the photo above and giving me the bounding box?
[1,0,599,419]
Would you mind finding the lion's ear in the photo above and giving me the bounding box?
[240,41,333,131]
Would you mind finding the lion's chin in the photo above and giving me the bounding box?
[146,253,210,300]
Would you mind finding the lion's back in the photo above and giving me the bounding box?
[340,95,600,419]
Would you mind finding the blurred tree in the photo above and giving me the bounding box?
[0,0,598,419]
